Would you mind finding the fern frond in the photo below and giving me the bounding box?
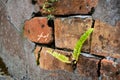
[47,50,71,63]
[72,28,93,61]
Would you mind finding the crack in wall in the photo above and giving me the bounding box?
[56,47,73,52]
[47,19,55,49]
[89,19,95,53]
[37,47,42,65]
[97,59,102,78]
[88,18,104,80]
[32,44,42,66]
[31,11,42,18]
[31,0,37,5]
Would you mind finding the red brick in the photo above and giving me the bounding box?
[24,17,53,44]
[38,0,98,15]
[77,55,99,80]
[54,17,92,52]
[101,59,120,80]
[39,47,73,71]
[91,20,120,58]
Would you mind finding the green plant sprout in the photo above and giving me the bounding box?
[72,28,93,63]
[42,2,54,13]
[42,0,58,20]
[47,14,55,20]
[42,0,58,13]
[47,28,93,65]
[47,50,71,63]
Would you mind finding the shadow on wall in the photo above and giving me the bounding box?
[0,57,9,75]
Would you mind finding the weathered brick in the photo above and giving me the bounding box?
[39,47,73,71]
[100,59,120,80]
[38,0,98,15]
[24,17,53,44]
[54,17,92,52]
[77,55,99,80]
[91,20,120,58]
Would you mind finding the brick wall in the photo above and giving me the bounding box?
[0,0,120,80]
[24,0,120,80]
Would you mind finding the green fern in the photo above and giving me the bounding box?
[72,28,93,62]
[47,28,93,64]
[47,50,71,63]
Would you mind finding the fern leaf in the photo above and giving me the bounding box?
[72,28,93,61]
[47,50,71,63]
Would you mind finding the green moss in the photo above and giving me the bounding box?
[42,0,59,20]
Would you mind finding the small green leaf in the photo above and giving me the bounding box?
[72,28,93,61]
[49,0,58,3]
[47,14,55,20]
[47,50,71,63]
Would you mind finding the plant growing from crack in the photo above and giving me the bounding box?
[47,28,93,68]
[47,14,55,20]
[42,0,58,20]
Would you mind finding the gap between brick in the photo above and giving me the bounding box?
[81,53,105,79]
[54,14,92,18]
[89,19,95,52]
[47,19,56,49]
[89,19,104,79]
[31,11,92,19]
[56,47,73,52]
[36,47,42,65]
[32,44,42,65]
[97,59,102,78]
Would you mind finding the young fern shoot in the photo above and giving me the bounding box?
[72,28,93,63]
[47,28,93,65]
